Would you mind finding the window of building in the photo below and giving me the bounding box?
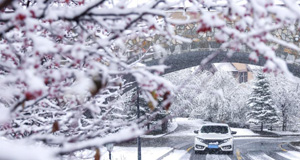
[239,72,248,83]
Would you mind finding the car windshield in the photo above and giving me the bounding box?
[201,126,229,134]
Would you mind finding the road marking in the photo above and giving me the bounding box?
[277,151,300,160]
[236,149,243,160]
[186,146,193,152]
[279,143,287,152]
[247,152,275,160]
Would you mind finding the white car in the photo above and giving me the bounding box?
[194,123,236,154]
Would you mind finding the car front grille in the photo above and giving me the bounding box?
[203,139,224,144]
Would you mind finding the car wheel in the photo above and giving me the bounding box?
[227,151,233,155]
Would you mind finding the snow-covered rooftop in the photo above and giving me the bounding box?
[116,0,300,9]
[213,63,237,72]
[166,0,300,10]
[248,64,262,71]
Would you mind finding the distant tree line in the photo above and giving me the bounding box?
[163,68,300,131]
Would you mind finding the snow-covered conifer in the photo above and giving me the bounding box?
[247,72,279,131]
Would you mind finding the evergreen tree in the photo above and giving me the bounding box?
[125,88,151,121]
[247,72,279,131]
[124,88,169,133]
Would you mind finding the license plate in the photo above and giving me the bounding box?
[208,144,218,149]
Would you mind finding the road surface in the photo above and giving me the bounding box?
[119,119,300,160]
[189,137,300,160]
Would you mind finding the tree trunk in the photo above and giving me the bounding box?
[282,105,287,131]
[282,108,285,131]
[261,122,263,132]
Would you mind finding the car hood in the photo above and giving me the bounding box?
[197,133,232,140]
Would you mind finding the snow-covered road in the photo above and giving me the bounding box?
[115,118,300,160]
[188,137,300,160]
[189,150,300,160]
[165,118,258,137]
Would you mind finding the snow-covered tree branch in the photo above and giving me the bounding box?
[1,0,300,159]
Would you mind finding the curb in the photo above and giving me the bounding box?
[142,121,178,139]
[234,134,300,138]
[280,134,300,137]
[157,142,191,160]
[234,135,281,138]
[157,148,175,160]
[253,130,300,137]
[179,146,194,160]
[161,121,179,137]
[288,142,300,152]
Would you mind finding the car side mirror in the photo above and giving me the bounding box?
[194,130,199,134]
[231,131,237,135]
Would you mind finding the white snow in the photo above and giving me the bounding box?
[0,105,10,124]
[248,64,262,71]
[212,63,238,72]
[233,137,278,140]
[277,151,300,160]
[264,130,300,136]
[63,71,96,102]
[28,33,57,54]
[162,150,188,160]
[101,147,173,160]
[165,118,259,137]
[168,120,179,132]
[3,1,300,160]
[72,147,173,160]
[141,120,178,138]
[166,118,204,137]
[231,128,259,136]
[0,139,56,160]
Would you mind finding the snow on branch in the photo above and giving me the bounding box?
[0,0,300,159]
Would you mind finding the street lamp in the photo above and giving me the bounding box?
[105,143,114,160]
[133,62,144,160]
[137,85,141,160]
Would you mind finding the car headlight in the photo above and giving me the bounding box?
[196,137,204,143]
[222,138,232,143]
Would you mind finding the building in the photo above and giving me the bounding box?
[212,63,262,83]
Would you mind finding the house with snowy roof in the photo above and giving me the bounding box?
[212,63,262,83]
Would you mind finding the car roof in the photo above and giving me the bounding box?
[201,123,229,127]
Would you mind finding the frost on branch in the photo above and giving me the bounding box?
[0,0,300,159]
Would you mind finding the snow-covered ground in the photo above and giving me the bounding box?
[73,147,173,160]
[265,130,300,136]
[71,118,269,160]
[166,118,258,137]
[0,137,56,160]
[290,141,300,150]
[166,118,204,137]
[162,150,189,160]
[101,147,173,160]
[141,120,178,138]
[231,128,259,136]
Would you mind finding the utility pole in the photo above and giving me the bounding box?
[137,85,141,160]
